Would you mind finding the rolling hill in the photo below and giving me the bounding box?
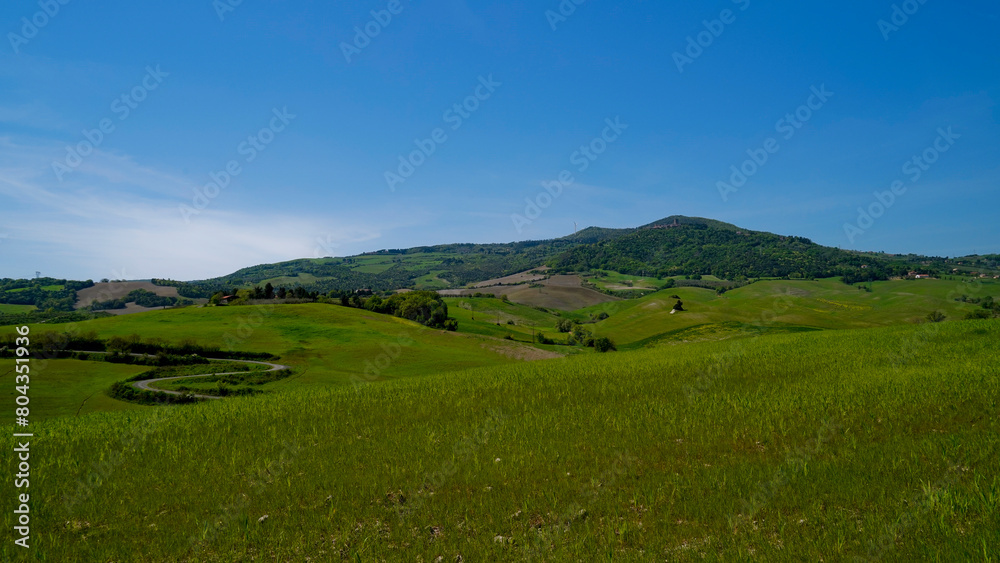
[170,216,988,296]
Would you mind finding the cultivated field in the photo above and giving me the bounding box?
[74,281,183,309]
[440,274,617,310]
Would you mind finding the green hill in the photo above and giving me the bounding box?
[549,218,891,280]
[6,319,998,560]
[174,216,980,295]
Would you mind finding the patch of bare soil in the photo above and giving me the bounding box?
[439,274,617,311]
[75,281,181,308]
[472,266,551,288]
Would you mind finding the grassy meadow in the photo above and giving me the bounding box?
[578,277,999,348]
[1,319,998,560]
[1,275,998,560]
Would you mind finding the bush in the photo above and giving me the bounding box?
[926,311,946,323]
[965,309,992,320]
[594,336,616,353]
[556,319,574,333]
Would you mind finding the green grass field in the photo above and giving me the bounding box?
[2,319,997,561]
[579,277,999,348]
[2,360,149,421]
[0,304,36,314]
[2,274,998,560]
[26,302,533,394]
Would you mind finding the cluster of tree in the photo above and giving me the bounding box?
[548,225,923,284]
[151,279,215,299]
[0,277,94,311]
[0,331,276,362]
[210,283,321,305]
[561,324,615,352]
[963,295,1000,320]
[351,291,457,330]
[0,310,112,327]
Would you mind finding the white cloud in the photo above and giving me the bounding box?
[0,136,399,280]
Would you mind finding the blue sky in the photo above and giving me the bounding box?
[1,0,998,281]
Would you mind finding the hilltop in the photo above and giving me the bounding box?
[2,216,997,319]
[163,215,980,295]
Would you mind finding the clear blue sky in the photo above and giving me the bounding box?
[1,0,998,281]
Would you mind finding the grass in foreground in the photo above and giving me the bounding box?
[2,319,998,561]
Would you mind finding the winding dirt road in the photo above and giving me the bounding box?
[130,358,290,400]
[69,351,289,401]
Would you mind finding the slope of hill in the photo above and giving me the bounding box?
[179,215,944,295]
[548,218,889,280]
[10,319,998,560]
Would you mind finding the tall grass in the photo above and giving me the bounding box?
[2,320,998,561]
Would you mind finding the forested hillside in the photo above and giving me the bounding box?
[547,222,906,281]
[0,277,94,311]
[6,217,991,305]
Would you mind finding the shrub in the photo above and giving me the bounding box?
[965,310,992,320]
[594,336,616,353]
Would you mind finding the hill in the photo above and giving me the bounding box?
[7,319,998,560]
[548,217,890,280]
[178,215,979,295]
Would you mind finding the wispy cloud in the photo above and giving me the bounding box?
[0,136,400,280]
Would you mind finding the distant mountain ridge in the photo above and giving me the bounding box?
[178,216,947,293]
[3,216,998,312]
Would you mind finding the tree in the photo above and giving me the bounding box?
[594,336,616,352]
[672,299,684,312]
[571,325,593,347]
[556,318,574,333]
[264,283,275,299]
[926,311,946,323]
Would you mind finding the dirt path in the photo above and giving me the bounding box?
[70,351,288,401]
[131,359,290,400]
